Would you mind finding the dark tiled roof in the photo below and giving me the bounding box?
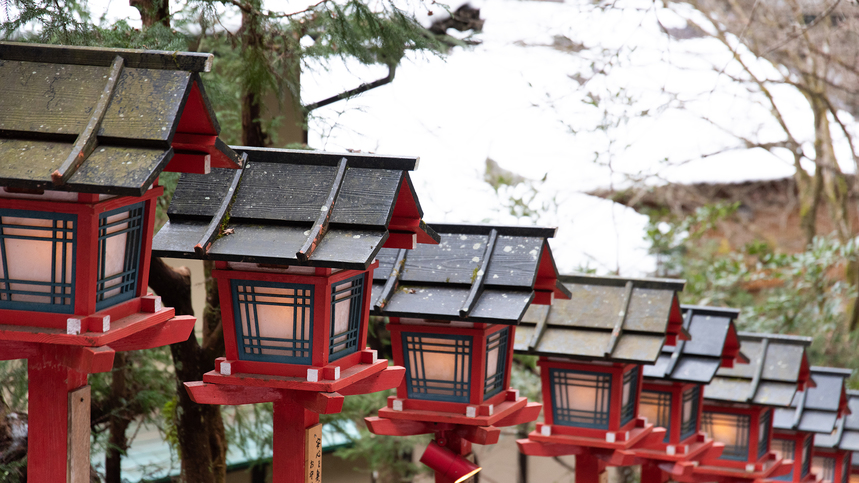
[815,389,859,451]
[153,147,438,269]
[0,42,240,195]
[774,367,851,434]
[644,305,743,384]
[514,274,685,363]
[704,333,811,407]
[370,224,567,324]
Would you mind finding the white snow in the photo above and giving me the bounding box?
[14,0,857,276]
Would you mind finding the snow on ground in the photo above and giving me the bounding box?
[302,0,858,275]
[31,0,858,275]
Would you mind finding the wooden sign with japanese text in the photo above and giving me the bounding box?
[305,423,322,483]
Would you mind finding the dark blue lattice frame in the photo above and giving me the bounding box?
[0,209,76,313]
[329,274,364,361]
[550,368,612,429]
[96,203,144,310]
[483,327,509,400]
[232,279,314,364]
[620,366,639,426]
[758,409,772,459]
[772,438,796,482]
[680,386,700,441]
[843,453,850,483]
[640,390,672,443]
[402,332,472,403]
[702,411,750,461]
[818,456,836,483]
[802,435,812,478]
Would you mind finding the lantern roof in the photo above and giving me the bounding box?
[643,305,746,384]
[773,366,852,435]
[704,332,812,407]
[814,389,859,451]
[0,41,241,196]
[152,146,440,269]
[369,223,569,324]
[513,274,686,363]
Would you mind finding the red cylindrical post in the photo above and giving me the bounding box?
[272,397,321,483]
[27,351,88,482]
[575,453,606,483]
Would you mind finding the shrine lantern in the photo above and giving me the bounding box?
[768,367,852,483]
[515,275,687,483]
[152,146,439,483]
[0,41,242,482]
[364,224,570,483]
[811,389,859,483]
[685,333,812,483]
[636,305,747,483]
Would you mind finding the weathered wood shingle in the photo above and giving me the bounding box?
[643,305,744,384]
[514,274,685,363]
[0,42,240,195]
[704,333,812,407]
[152,146,439,269]
[369,224,567,324]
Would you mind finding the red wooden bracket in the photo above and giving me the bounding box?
[454,425,500,445]
[292,391,345,414]
[492,402,542,428]
[185,381,285,405]
[163,153,211,174]
[364,417,440,437]
[658,461,697,478]
[55,345,115,374]
[107,316,195,352]
[516,438,585,457]
[0,340,41,361]
[596,449,638,467]
[338,366,405,396]
[633,427,669,450]
[382,231,417,250]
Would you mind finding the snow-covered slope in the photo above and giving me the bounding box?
[302,0,857,275]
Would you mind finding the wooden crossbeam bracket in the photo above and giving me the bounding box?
[604,281,634,357]
[194,153,248,256]
[528,305,552,351]
[664,309,694,377]
[459,228,498,318]
[373,248,408,311]
[296,157,348,262]
[791,386,808,430]
[52,55,124,186]
[747,338,770,402]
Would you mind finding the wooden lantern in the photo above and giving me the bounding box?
[364,224,570,483]
[515,275,687,483]
[152,147,440,483]
[636,305,746,483]
[811,389,859,483]
[678,333,813,483]
[0,41,242,482]
[769,367,851,483]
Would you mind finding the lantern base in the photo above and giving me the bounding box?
[0,302,178,347]
[377,395,536,427]
[676,452,792,483]
[201,358,390,393]
[632,432,718,463]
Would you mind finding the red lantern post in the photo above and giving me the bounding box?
[0,42,242,481]
[768,367,851,483]
[364,224,570,482]
[515,275,688,483]
[672,333,812,483]
[809,388,859,483]
[635,305,747,483]
[152,147,440,483]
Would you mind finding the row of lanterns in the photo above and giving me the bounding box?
[1,41,857,483]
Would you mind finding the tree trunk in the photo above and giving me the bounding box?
[149,257,227,483]
[241,4,269,148]
[105,352,131,483]
[793,156,823,247]
[129,0,170,27]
